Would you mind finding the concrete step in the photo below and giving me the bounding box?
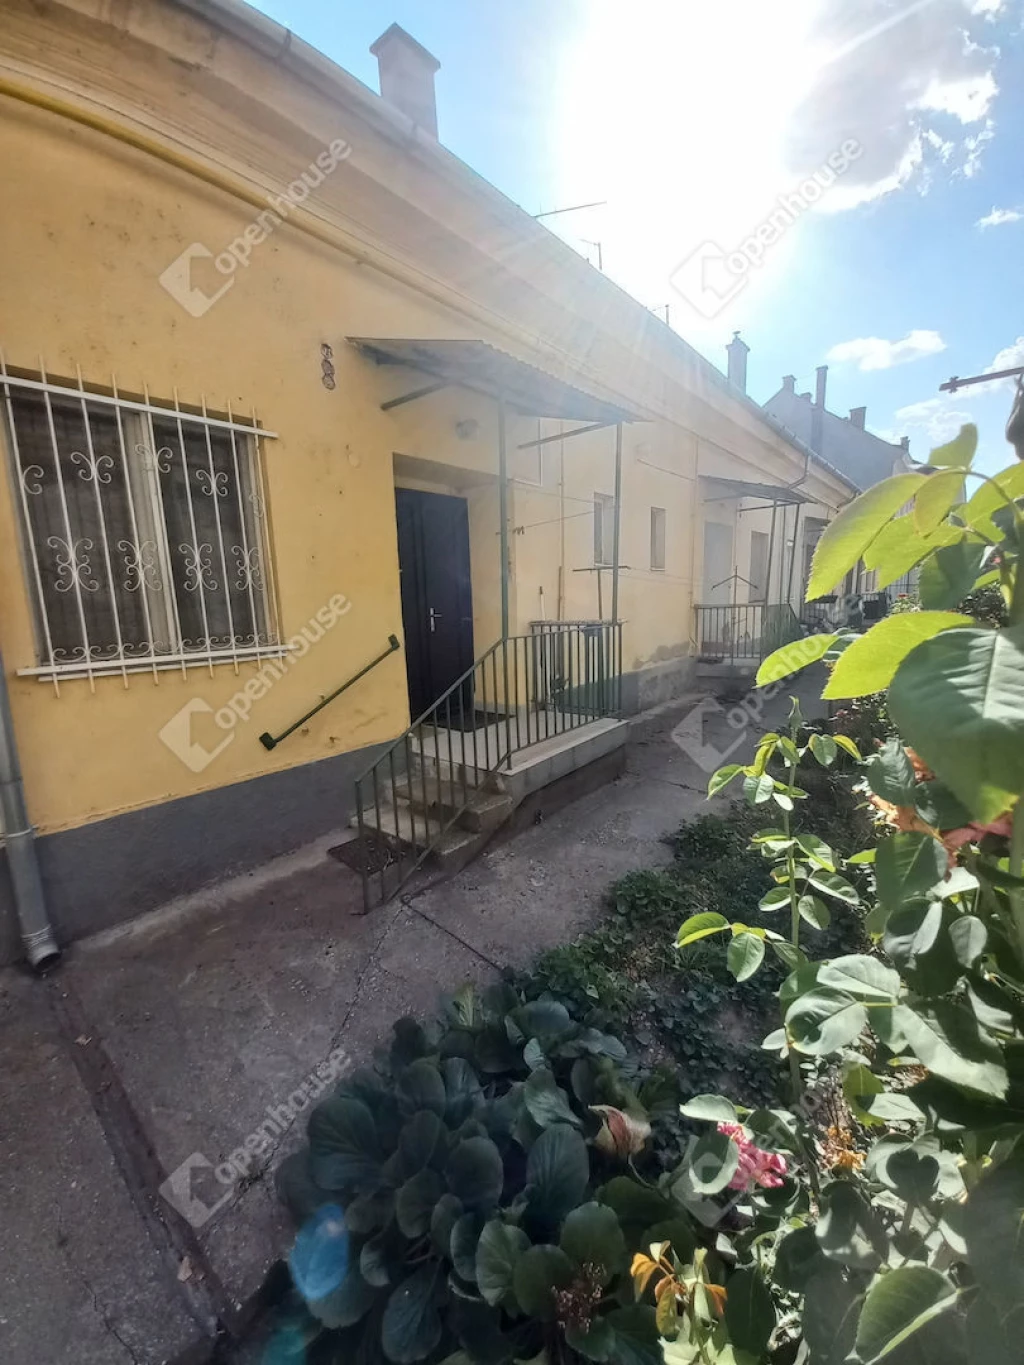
[403,778,514,832]
[350,800,444,851]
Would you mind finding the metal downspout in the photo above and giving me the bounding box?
[0,648,60,970]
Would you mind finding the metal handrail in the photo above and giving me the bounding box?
[355,621,622,910]
[258,635,401,750]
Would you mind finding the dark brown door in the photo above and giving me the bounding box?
[396,488,474,720]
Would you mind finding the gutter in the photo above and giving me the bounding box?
[0,646,60,970]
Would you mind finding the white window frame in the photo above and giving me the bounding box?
[0,362,283,688]
[594,491,616,566]
[650,506,666,572]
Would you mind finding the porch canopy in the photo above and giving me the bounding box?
[347,337,640,425]
[701,475,809,506]
[699,477,812,611]
[349,336,642,636]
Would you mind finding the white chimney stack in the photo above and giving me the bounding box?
[370,24,440,138]
[726,331,749,393]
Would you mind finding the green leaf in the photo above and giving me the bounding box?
[604,1306,662,1365]
[833,733,862,761]
[559,1202,627,1283]
[396,1060,447,1119]
[808,870,860,905]
[397,1110,448,1178]
[512,1245,574,1321]
[775,1226,826,1292]
[889,626,1024,823]
[798,895,830,930]
[893,1001,1008,1097]
[679,1094,738,1123]
[597,1176,674,1230]
[723,1266,776,1358]
[307,1098,381,1192]
[796,833,835,871]
[309,1265,380,1329]
[864,519,960,590]
[743,771,775,805]
[476,1220,530,1309]
[855,1266,958,1364]
[727,932,765,982]
[515,999,573,1041]
[928,423,977,469]
[430,1192,463,1255]
[755,633,837,685]
[950,915,987,967]
[818,955,899,1000]
[526,1124,589,1225]
[809,732,838,767]
[523,1069,582,1130]
[807,473,926,599]
[759,886,791,912]
[823,612,972,699]
[842,1063,885,1128]
[817,1181,887,1271]
[876,832,948,910]
[565,1316,615,1361]
[450,1213,482,1282]
[964,1151,1024,1319]
[786,988,868,1055]
[708,764,743,797]
[919,540,987,610]
[802,1264,863,1365]
[446,1137,505,1211]
[684,1128,739,1195]
[396,1169,445,1238]
[962,461,1024,534]
[864,740,917,806]
[382,1265,443,1364]
[676,912,730,947]
[443,1059,484,1128]
[915,468,967,531]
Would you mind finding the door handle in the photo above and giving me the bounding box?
[429,607,443,633]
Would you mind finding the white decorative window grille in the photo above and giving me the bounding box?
[0,364,281,686]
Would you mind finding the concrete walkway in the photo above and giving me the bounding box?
[0,679,823,1363]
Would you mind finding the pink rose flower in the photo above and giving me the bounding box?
[718,1122,788,1190]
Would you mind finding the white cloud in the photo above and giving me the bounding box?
[783,1,1004,207]
[976,205,1023,227]
[896,398,974,444]
[827,330,947,372]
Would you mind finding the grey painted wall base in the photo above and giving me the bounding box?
[619,654,698,715]
[0,740,391,966]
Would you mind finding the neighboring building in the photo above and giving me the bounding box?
[762,357,916,602]
[0,0,857,960]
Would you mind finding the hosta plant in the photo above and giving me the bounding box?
[268,983,743,1364]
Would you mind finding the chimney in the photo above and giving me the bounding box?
[726,331,749,393]
[811,364,828,454]
[849,406,866,429]
[782,374,796,393]
[900,436,910,454]
[370,24,440,138]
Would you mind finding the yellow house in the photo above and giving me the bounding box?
[0,0,857,963]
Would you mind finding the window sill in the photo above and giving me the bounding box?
[19,644,292,683]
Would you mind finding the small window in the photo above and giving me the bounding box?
[593,492,616,566]
[650,507,666,571]
[2,376,278,679]
[749,530,769,601]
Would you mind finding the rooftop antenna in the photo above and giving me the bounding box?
[533,200,607,220]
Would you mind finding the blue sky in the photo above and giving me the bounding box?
[251,0,1023,475]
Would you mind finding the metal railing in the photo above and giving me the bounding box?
[354,621,621,910]
[695,602,802,667]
